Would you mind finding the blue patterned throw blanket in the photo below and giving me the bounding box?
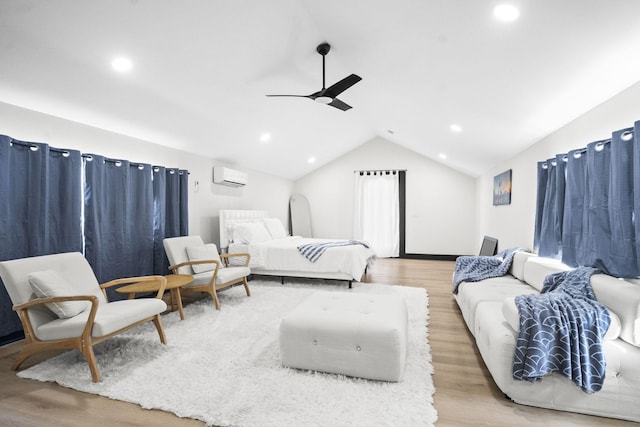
[513,267,610,393]
[297,240,370,263]
[452,247,525,294]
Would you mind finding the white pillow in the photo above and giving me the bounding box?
[28,270,90,319]
[186,244,222,274]
[233,222,272,244]
[225,224,236,243]
[263,217,287,239]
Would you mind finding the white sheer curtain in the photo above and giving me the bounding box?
[353,171,399,258]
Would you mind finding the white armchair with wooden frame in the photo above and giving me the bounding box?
[0,252,168,383]
[163,235,251,310]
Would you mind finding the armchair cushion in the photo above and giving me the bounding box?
[187,266,251,288]
[215,266,251,285]
[28,270,90,318]
[186,244,222,274]
[35,298,167,341]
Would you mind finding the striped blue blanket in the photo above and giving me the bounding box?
[513,267,610,393]
[452,247,525,294]
[297,240,370,263]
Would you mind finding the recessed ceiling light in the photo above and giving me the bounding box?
[450,124,463,133]
[438,153,448,160]
[112,57,132,72]
[493,4,520,22]
[307,157,316,164]
[259,132,271,143]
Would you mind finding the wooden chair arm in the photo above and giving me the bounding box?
[220,252,251,267]
[13,294,99,312]
[13,295,100,343]
[101,275,167,300]
[167,260,221,288]
[167,260,220,274]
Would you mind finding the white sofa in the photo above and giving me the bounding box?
[454,251,640,422]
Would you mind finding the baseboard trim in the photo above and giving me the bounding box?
[400,253,459,261]
[0,330,24,347]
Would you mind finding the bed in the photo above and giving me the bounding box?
[219,210,376,287]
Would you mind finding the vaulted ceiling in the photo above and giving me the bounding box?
[2,1,640,180]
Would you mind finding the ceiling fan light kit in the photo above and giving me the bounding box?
[267,42,362,111]
[315,96,333,104]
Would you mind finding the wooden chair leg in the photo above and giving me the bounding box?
[210,289,221,310]
[171,288,185,320]
[152,315,167,344]
[80,341,101,383]
[242,277,251,297]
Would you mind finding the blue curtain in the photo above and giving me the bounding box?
[83,155,155,300]
[536,121,640,277]
[581,140,612,272]
[533,161,549,250]
[0,135,82,340]
[152,167,189,275]
[608,129,637,275]
[537,154,565,258]
[561,148,587,267]
[635,121,640,269]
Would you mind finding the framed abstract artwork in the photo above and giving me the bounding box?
[493,169,512,206]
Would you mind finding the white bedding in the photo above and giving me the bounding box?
[228,236,375,281]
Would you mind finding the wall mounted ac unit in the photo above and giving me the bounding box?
[213,166,248,187]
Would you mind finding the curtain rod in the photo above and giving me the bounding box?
[9,139,75,155]
[541,138,613,166]
[8,139,188,174]
[81,154,188,173]
[353,169,406,173]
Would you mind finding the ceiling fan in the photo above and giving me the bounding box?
[267,42,362,111]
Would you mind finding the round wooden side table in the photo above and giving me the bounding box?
[115,274,193,320]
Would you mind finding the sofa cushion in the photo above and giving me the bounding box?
[510,251,535,281]
[28,270,91,319]
[522,257,571,291]
[455,277,536,335]
[591,274,640,347]
[186,244,221,274]
[502,296,622,340]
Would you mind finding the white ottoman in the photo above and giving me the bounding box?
[279,291,408,382]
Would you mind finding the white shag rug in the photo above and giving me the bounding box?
[17,280,437,427]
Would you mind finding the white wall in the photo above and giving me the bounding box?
[294,137,477,255]
[0,102,294,246]
[476,80,640,253]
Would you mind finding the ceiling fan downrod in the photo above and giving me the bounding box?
[316,42,332,103]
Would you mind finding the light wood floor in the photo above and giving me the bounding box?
[0,258,633,426]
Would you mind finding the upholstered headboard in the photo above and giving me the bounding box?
[219,209,268,249]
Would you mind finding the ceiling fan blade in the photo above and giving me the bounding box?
[323,74,362,99]
[328,98,352,111]
[266,94,312,98]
